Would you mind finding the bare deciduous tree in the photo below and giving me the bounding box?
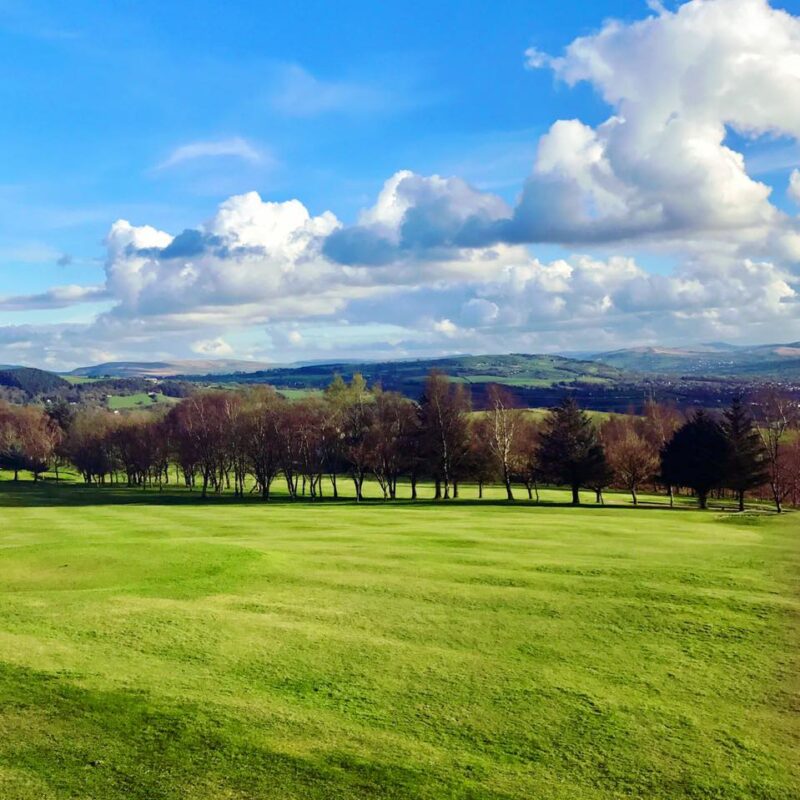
[754,390,798,513]
[485,385,522,501]
[418,372,471,500]
[602,416,659,506]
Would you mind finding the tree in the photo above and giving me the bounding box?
[660,411,730,509]
[0,404,61,480]
[367,389,416,500]
[641,398,681,505]
[602,416,659,506]
[467,415,499,499]
[779,437,800,508]
[293,397,328,498]
[62,408,120,484]
[722,395,768,512]
[241,387,285,500]
[167,392,240,498]
[166,402,200,489]
[323,376,350,498]
[47,400,75,481]
[513,416,541,501]
[753,390,798,513]
[484,384,522,501]
[587,457,615,505]
[418,371,471,499]
[536,397,608,505]
[338,374,375,502]
[112,413,158,487]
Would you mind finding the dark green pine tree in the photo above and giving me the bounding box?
[536,396,609,505]
[660,410,730,509]
[722,395,768,512]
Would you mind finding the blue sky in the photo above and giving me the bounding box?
[1,0,799,367]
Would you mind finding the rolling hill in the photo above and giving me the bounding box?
[200,353,626,398]
[69,359,272,378]
[591,342,800,378]
[0,367,71,397]
[3,343,795,413]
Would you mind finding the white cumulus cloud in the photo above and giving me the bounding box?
[789,169,800,205]
[191,337,234,356]
[3,0,800,367]
[512,0,800,246]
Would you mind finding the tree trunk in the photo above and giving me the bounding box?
[773,487,783,514]
[738,489,745,512]
[631,486,638,506]
[504,477,514,501]
[571,485,580,506]
[698,490,708,509]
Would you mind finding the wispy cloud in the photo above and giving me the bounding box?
[745,142,800,176]
[0,285,108,311]
[154,137,268,171]
[268,64,398,118]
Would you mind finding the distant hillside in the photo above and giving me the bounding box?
[592,342,800,379]
[200,353,626,398]
[0,367,70,396]
[70,359,272,378]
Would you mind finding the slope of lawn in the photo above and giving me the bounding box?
[0,479,797,799]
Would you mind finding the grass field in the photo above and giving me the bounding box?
[106,392,180,410]
[60,375,103,385]
[276,387,325,401]
[0,478,797,799]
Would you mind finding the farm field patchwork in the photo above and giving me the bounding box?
[0,480,797,799]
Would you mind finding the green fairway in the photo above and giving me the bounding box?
[0,481,797,799]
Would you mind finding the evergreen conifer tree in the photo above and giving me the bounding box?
[536,397,608,505]
[660,410,730,509]
[722,395,768,511]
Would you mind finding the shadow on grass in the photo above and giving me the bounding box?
[0,661,452,800]
[0,478,755,514]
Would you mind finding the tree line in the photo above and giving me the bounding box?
[0,372,798,511]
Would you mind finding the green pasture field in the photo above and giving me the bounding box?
[0,475,797,799]
[470,408,620,424]
[276,387,325,401]
[105,392,180,410]
[60,375,103,385]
